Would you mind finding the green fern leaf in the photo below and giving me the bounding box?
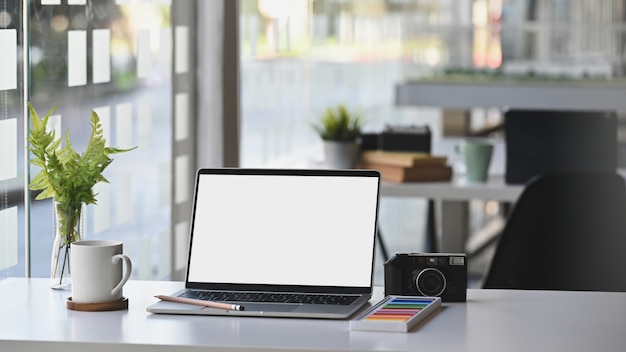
[27,102,135,207]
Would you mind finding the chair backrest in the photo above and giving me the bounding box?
[482,173,626,292]
[504,109,617,184]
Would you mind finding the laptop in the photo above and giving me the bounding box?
[147,168,381,319]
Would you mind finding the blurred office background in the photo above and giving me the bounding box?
[2,0,626,285]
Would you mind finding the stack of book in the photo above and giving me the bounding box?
[359,150,452,183]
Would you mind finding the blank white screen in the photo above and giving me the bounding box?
[187,173,379,288]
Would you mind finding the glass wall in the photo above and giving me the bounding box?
[27,0,174,281]
[239,0,626,170]
[0,0,25,279]
[240,0,626,166]
[0,0,200,282]
[239,0,439,168]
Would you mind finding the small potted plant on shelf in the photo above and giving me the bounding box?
[312,104,364,169]
[27,102,135,290]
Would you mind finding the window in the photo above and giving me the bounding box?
[239,0,626,168]
[0,1,25,279]
[0,0,199,282]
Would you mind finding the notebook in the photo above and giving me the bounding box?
[147,168,381,319]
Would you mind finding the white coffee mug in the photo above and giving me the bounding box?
[70,240,132,304]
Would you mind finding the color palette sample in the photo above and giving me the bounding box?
[365,297,432,321]
[350,295,441,332]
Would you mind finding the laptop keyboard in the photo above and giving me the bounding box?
[181,290,359,305]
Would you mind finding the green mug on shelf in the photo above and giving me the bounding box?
[455,138,494,183]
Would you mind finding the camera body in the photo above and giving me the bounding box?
[384,253,467,302]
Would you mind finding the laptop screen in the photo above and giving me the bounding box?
[186,169,380,291]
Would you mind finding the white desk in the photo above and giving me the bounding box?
[2,278,625,352]
[380,176,523,253]
[381,175,522,202]
[395,80,626,115]
[376,137,522,253]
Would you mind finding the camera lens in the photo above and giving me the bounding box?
[415,268,446,297]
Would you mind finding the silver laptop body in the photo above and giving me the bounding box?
[147,168,381,319]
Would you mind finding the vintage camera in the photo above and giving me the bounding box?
[384,253,467,302]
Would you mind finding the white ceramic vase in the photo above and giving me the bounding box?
[323,141,359,169]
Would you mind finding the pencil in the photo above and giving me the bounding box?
[155,295,245,311]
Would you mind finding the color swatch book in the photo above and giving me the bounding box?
[350,296,441,332]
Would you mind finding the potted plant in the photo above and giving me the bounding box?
[27,103,135,289]
[312,104,364,168]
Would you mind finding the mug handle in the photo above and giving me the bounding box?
[111,254,132,296]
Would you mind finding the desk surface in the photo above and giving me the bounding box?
[381,175,523,202]
[1,278,625,352]
[378,138,522,202]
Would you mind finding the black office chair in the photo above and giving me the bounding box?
[482,172,626,292]
[467,108,620,259]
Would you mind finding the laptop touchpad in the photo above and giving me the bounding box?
[243,303,299,312]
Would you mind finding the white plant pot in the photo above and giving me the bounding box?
[323,141,359,169]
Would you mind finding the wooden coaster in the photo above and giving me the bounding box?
[66,297,129,311]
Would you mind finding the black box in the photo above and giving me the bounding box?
[379,125,431,153]
[359,125,432,153]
